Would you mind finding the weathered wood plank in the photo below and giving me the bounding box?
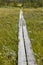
[18,10,37,65]
[22,10,37,65]
[18,10,27,65]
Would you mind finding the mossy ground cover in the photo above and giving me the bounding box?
[0,8,19,65]
[23,8,43,65]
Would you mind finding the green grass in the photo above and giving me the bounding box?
[0,8,19,65]
[23,8,43,65]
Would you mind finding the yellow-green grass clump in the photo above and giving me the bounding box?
[23,8,43,65]
[0,8,19,65]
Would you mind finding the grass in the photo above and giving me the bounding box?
[23,8,43,65]
[0,8,19,65]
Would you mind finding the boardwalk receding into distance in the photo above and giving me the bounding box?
[18,10,27,65]
[18,10,37,65]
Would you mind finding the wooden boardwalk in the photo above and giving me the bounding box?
[18,10,37,65]
[18,10,27,65]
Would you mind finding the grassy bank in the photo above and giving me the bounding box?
[23,8,43,65]
[0,8,19,65]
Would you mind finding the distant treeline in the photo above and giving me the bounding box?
[0,0,43,8]
[25,0,43,8]
[0,0,17,7]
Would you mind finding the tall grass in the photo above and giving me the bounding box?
[23,8,43,65]
[0,8,19,65]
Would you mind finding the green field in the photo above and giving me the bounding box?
[23,8,43,65]
[0,8,19,65]
[0,7,43,65]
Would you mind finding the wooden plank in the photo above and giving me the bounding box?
[22,10,37,65]
[18,10,27,65]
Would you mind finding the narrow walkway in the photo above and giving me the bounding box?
[18,10,37,65]
[18,10,27,65]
